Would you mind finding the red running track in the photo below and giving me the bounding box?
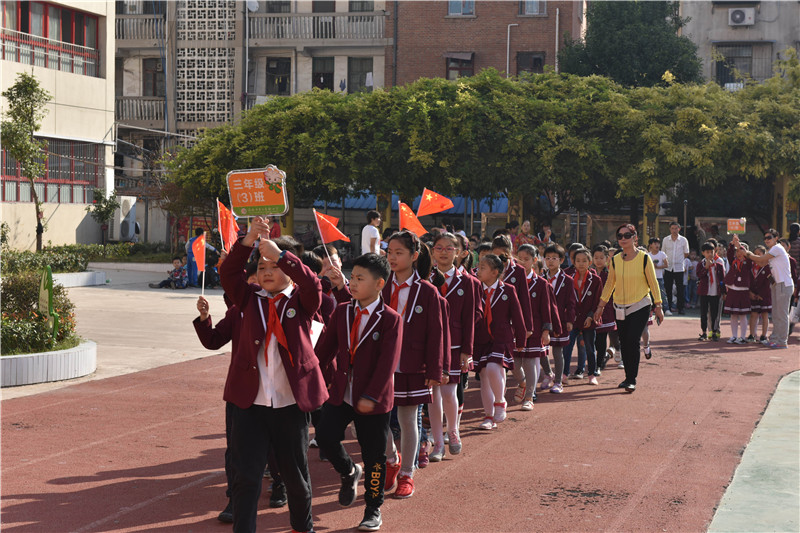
[2,319,797,532]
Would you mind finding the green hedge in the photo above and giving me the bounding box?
[0,243,132,275]
[1,271,78,355]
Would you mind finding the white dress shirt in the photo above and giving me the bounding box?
[662,234,689,273]
[254,285,297,408]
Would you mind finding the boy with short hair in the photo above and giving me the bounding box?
[648,238,669,314]
[219,217,328,533]
[149,256,188,289]
[696,243,725,341]
[315,253,403,532]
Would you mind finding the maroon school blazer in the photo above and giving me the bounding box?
[219,240,328,412]
[315,300,403,414]
[503,260,534,331]
[473,281,527,350]
[573,270,603,329]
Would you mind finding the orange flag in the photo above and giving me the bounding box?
[313,209,350,243]
[399,201,427,237]
[217,199,240,253]
[192,232,206,273]
[416,188,455,217]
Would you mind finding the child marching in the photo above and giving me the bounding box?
[724,235,753,344]
[542,244,577,393]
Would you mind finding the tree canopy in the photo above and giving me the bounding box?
[166,53,800,226]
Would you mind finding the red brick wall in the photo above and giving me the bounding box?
[384,1,579,87]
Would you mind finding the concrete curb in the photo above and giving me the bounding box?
[708,370,800,533]
[88,262,172,273]
[1,340,97,387]
[53,271,106,287]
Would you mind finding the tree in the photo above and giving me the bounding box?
[85,188,121,246]
[559,1,702,87]
[1,73,52,251]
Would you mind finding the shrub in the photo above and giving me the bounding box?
[1,271,78,355]
[0,243,131,275]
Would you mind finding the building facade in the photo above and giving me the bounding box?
[681,1,800,87]
[1,0,115,249]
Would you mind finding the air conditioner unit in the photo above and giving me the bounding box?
[728,7,755,26]
[108,195,137,241]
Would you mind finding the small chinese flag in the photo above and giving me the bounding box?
[217,199,240,253]
[399,201,427,237]
[314,209,350,243]
[416,188,454,217]
[192,232,206,272]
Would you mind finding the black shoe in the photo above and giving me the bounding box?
[358,506,383,532]
[678,310,685,315]
[148,283,160,289]
[643,346,652,360]
[618,380,629,389]
[217,499,233,523]
[270,481,287,508]
[531,390,537,402]
[698,333,708,341]
[339,463,363,507]
[625,383,636,393]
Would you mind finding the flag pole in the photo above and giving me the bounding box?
[312,209,334,264]
[216,197,224,253]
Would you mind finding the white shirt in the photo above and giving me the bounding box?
[662,234,689,272]
[391,274,414,317]
[253,285,297,408]
[649,251,668,279]
[344,297,381,406]
[768,244,794,287]
[361,224,380,255]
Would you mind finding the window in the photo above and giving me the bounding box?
[517,52,545,74]
[266,57,291,96]
[312,57,334,91]
[143,58,166,97]
[446,56,474,80]
[349,0,374,11]
[448,0,474,15]
[1,2,101,77]
[348,57,373,93]
[519,0,545,15]
[714,44,772,85]
[265,1,291,13]
[2,138,102,203]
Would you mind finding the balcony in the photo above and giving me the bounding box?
[248,12,387,47]
[116,15,165,47]
[116,96,166,128]
[1,28,99,77]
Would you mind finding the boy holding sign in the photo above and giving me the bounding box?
[219,216,327,533]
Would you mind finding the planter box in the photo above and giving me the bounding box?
[1,340,97,387]
[88,262,172,273]
[53,271,106,288]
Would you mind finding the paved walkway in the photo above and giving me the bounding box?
[1,269,798,531]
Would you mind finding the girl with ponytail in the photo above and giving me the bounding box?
[381,231,445,499]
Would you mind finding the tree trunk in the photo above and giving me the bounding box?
[30,179,43,252]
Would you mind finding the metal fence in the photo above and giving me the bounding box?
[1,28,99,77]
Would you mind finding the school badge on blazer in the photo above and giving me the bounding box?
[415,305,423,314]
[372,332,380,341]
[457,289,464,296]
[286,308,296,318]
[502,294,508,301]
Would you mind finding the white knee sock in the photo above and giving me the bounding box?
[441,383,459,436]
[428,386,444,447]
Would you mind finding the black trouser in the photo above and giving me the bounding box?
[700,295,721,334]
[225,402,233,498]
[316,402,390,508]
[616,305,650,385]
[229,403,312,533]
[664,270,685,311]
[594,331,620,364]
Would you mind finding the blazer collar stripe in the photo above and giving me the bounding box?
[445,273,463,298]
[356,305,383,351]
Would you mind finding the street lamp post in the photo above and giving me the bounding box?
[506,23,519,78]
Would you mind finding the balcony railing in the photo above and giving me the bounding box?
[249,12,386,41]
[116,15,165,41]
[1,28,99,77]
[116,96,165,122]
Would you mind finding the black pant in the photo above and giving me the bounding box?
[229,403,312,533]
[664,270,685,311]
[225,402,233,498]
[316,401,390,508]
[700,295,721,334]
[616,305,650,385]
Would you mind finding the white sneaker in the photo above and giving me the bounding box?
[665,309,673,316]
[478,418,496,430]
[734,337,747,345]
[609,346,619,363]
[589,376,599,385]
[521,400,534,411]
[618,362,625,369]
[540,374,553,390]
[727,337,737,344]
[494,403,507,423]
[443,432,449,444]
[309,438,318,449]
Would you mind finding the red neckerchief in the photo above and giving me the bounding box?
[732,258,744,274]
[573,270,589,297]
[547,270,560,288]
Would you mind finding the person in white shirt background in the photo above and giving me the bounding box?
[361,210,382,255]
[744,229,795,348]
[662,222,690,315]
[648,237,670,315]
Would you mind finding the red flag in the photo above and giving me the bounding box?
[314,209,350,243]
[416,188,455,217]
[217,199,240,253]
[192,232,206,272]
[399,201,427,237]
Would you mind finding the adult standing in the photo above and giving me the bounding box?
[269,217,282,239]
[743,229,794,348]
[594,224,664,393]
[361,210,382,255]
[662,222,690,315]
[788,223,800,263]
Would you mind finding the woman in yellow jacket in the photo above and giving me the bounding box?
[594,224,664,393]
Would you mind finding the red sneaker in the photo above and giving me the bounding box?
[394,474,414,499]
[384,452,401,492]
